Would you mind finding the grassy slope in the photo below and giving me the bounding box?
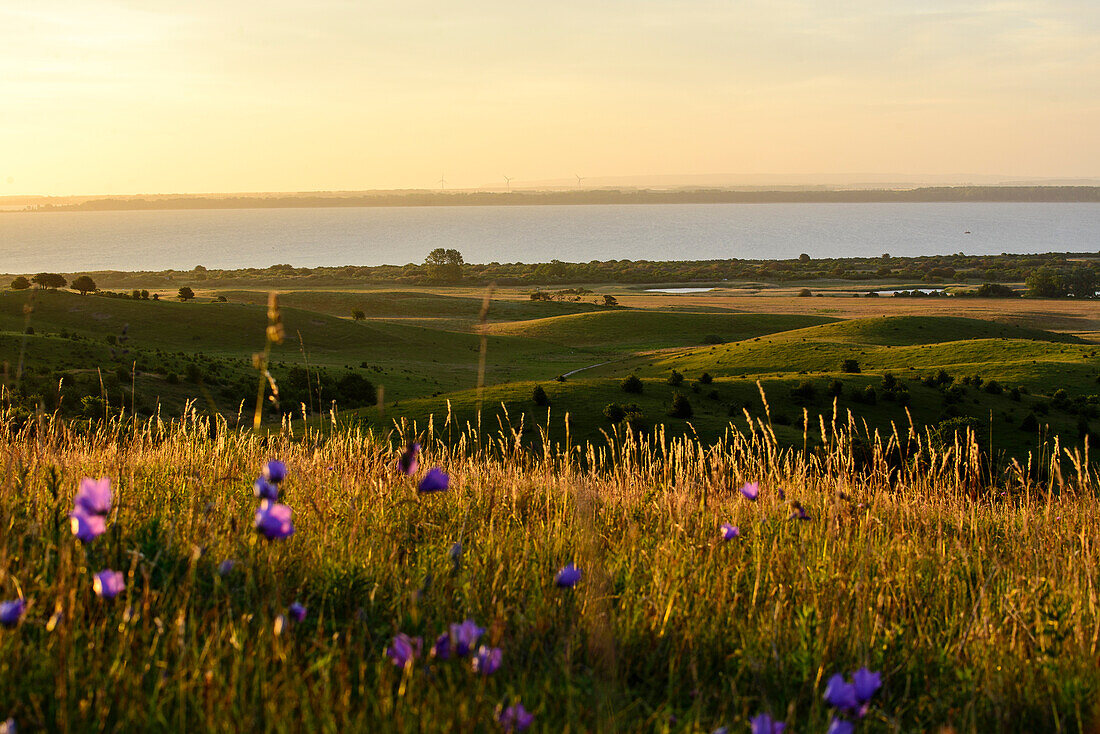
[486,310,836,349]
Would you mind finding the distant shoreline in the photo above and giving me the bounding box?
[9,186,1100,212]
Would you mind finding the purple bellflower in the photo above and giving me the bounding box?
[253,477,279,501]
[0,599,26,628]
[430,632,451,660]
[450,618,486,657]
[827,719,854,734]
[554,563,582,588]
[75,477,112,516]
[740,481,760,501]
[417,467,449,493]
[254,501,295,540]
[472,645,503,675]
[288,602,307,622]
[262,460,287,484]
[719,523,740,540]
[386,633,422,669]
[93,570,125,600]
[749,713,785,734]
[399,443,421,476]
[498,703,535,732]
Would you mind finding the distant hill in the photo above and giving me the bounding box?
[13,186,1100,212]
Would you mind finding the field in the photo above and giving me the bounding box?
[1,278,1099,731]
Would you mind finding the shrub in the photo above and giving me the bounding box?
[165,372,179,385]
[798,288,812,297]
[935,369,954,386]
[698,372,713,385]
[881,372,897,390]
[706,389,720,401]
[184,363,203,383]
[895,390,912,407]
[1009,386,1021,401]
[351,309,366,321]
[667,370,684,386]
[791,380,816,400]
[603,403,626,423]
[668,393,693,419]
[336,373,376,405]
[214,295,228,303]
[827,379,844,397]
[862,385,878,405]
[934,416,982,445]
[983,380,1003,395]
[11,276,30,290]
[178,287,195,301]
[532,385,550,406]
[620,375,643,394]
[944,385,966,403]
[841,359,861,374]
[1020,413,1040,432]
[701,334,725,345]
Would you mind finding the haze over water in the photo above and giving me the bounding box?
[2,202,1098,273]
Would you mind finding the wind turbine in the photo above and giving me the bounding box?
[574,174,585,188]
[438,173,447,191]
[503,175,513,190]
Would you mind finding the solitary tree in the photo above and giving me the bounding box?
[70,275,97,295]
[32,273,66,290]
[10,276,30,290]
[424,248,465,282]
[177,286,195,301]
[351,309,366,321]
[602,295,619,307]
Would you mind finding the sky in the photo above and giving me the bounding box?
[2,0,1098,195]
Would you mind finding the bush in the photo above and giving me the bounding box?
[841,359,861,374]
[1020,413,1040,432]
[336,373,376,405]
[603,403,626,423]
[791,380,816,400]
[620,374,643,394]
[667,370,684,386]
[827,379,844,397]
[1009,387,1021,401]
[667,393,693,419]
[351,309,366,321]
[895,390,912,407]
[701,334,725,345]
[983,380,1003,395]
[934,416,982,445]
[10,276,30,290]
[178,287,195,301]
[798,288,812,297]
[184,363,203,383]
[165,372,179,385]
[881,372,897,390]
[862,385,878,405]
[944,385,966,403]
[935,369,954,386]
[532,385,550,406]
[698,372,713,385]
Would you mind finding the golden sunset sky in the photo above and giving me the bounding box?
[2,1,1098,195]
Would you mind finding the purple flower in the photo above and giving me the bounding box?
[719,523,740,541]
[386,633,422,669]
[789,503,811,521]
[749,713,785,734]
[262,460,287,484]
[450,618,486,657]
[253,477,279,501]
[254,501,295,540]
[93,569,125,600]
[75,477,112,516]
[739,481,760,501]
[0,718,13,734]
[69,508,107,543]
[712,728,729,734]
[217,559,237,576]
[399,443,421,476]
[288,602,307,622]
[824,673,860,711]
[852,667,882,704]
[472,645,503,675]
[430,632,451,660]
[554,563,582,588]
[498,703,535,732]
[0,599,25,628]
[417,467,449,493]
[826,719,854,734]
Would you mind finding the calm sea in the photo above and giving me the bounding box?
[2,203,1098,272]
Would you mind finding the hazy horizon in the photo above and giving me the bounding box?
[3,1,1098,196]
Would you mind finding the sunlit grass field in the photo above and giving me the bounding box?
[1,410,1097,732]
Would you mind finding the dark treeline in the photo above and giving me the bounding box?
[17,186,1100,211]
[28,251,1100,292]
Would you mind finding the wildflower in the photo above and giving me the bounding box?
[852,667,882,704]
[262,460,287,484]
[448,542,463,564]
[288,602,307,623]
[712,728,729,734]
[789,502,811,521]
[399,443,421,475]
[69,508,107,543]
[0,599,25,628]
[0,719,13,734]
[217,559,236,576]
[824,673,860,711]
[472,645,503,675]
[93,570,125,600]
[749,713,785,734]
[450,618,486,657]
[253,477,279,501]
[430,632,451,660]
[498,702,534,732]
[739,481,760,501]
[554,563,582,588]
[254,501,295,540]
[719,523,740,541]
[386,633,422,669]
[826,719,854,734]
[74,477,112,516]
[417,467,449,493]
